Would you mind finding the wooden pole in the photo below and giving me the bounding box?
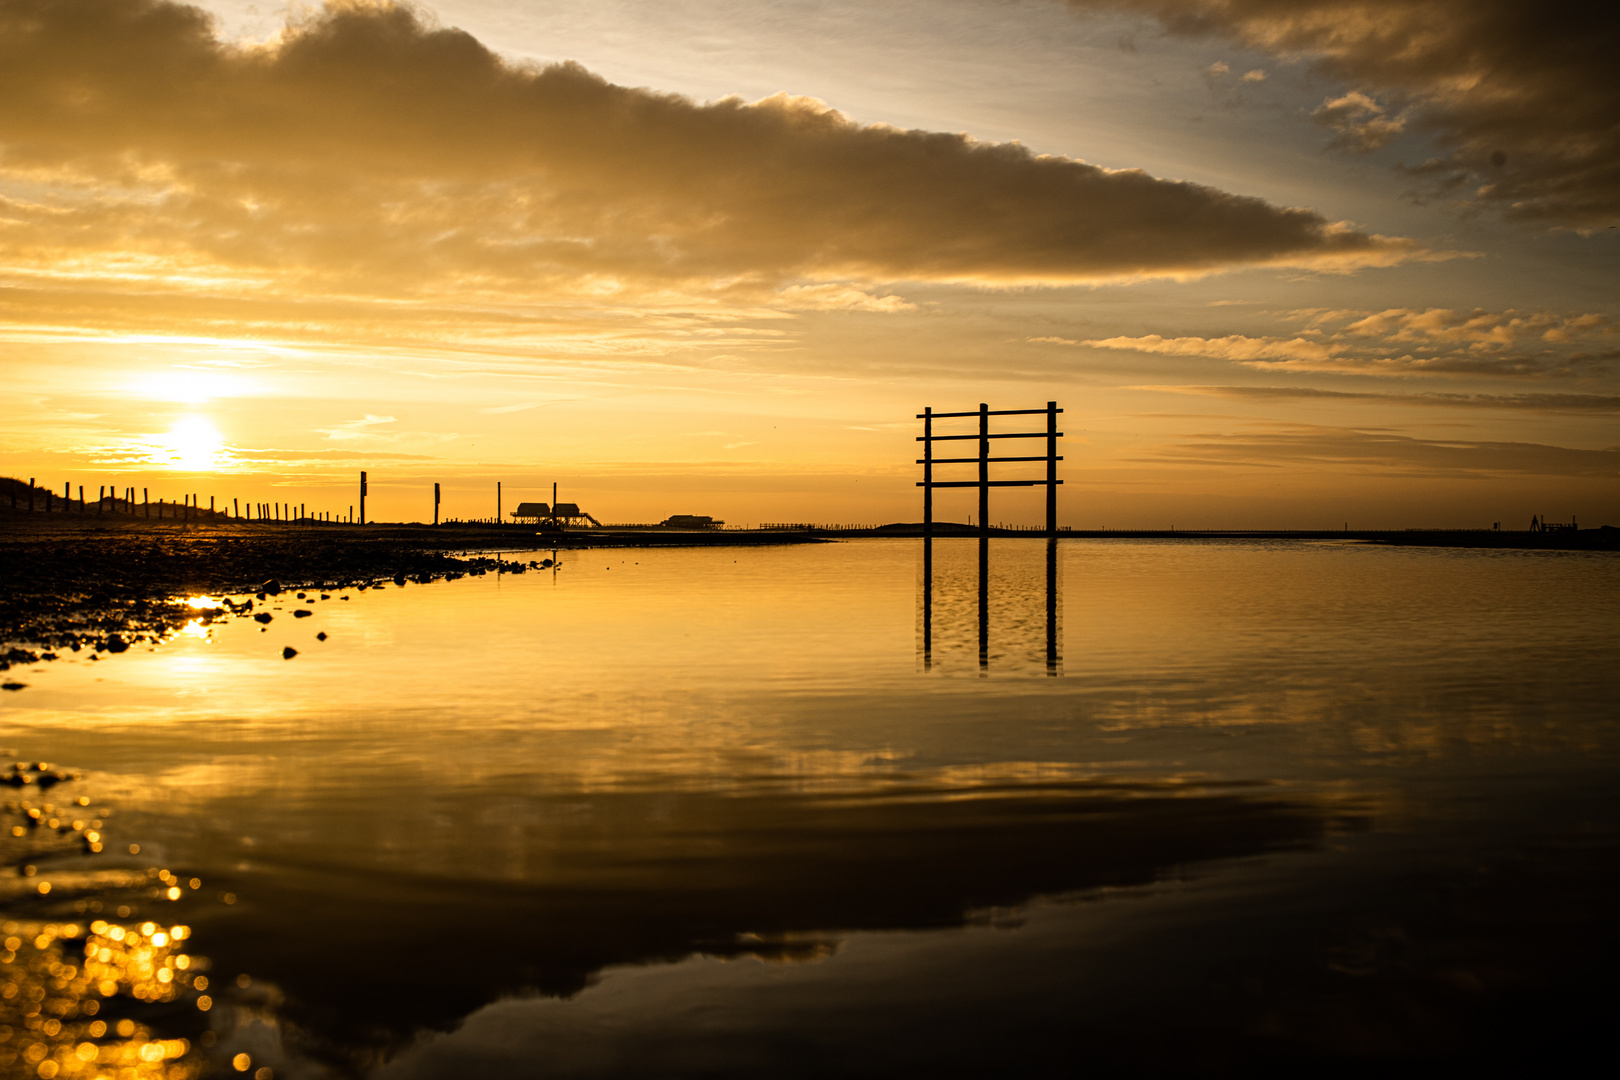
[1046,400,1058,538]
[434,482,440,525]
[98,486,104,515]
[360,471,367,526]
[978,403,989,539]
[497,481,502,524]
[922,407,933,539]
[144,488,149,518]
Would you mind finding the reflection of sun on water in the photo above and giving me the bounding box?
[179,600,221,643]
[0,919,211,1078]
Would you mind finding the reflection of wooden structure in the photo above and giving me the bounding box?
[917,401,1063,675]
[917,402,1062,537]
[510,501,602,528]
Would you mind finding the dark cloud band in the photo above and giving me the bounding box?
[0,0,1412,302]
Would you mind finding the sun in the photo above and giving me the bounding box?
[160,416,228,470]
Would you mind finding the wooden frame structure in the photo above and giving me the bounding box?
[917,402,1063,536]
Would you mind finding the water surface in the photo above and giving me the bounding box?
[4,539,1617,1075]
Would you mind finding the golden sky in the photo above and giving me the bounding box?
[3,0,1617,527]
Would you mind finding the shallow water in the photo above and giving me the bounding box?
[4,539,1618,1076]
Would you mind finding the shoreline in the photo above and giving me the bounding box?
[0,516,823,665]
[3,514,1613,665]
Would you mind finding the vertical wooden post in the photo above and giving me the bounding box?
[922,407,933,538]
[1046,400,1058,537]
[978,403,989,538]
[359,471,367,526]
[98,486,104,515]
[497,481,502,524]
[144,488,149,518]
[234,498,239,519]
[434,483,440,525]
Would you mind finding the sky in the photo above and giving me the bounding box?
[3,0,1618,528]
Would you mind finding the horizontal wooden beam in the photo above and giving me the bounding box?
[918,456,1063,464]
[917,480,1065,488]
[916,408,1064,419]
[918,432,1063,442]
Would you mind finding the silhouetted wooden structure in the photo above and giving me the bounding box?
[511,501,602,528]
[917,402,1063,537]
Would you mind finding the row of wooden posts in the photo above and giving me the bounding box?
[10,472,480,526]
[9,478,356,523]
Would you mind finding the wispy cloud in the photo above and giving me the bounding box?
[1084,308,1618,377]
[321,414,398,441]
[1131,385,1620,413]
[1139,422,1620,479]
[774,284,916,313]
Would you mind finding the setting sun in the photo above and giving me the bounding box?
[157,416,227,471]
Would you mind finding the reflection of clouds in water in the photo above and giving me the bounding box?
[169,773,1345,1069]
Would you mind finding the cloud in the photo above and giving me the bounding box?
[1085,334,1339,362]
[321,413,398,441]
[1065,0,1620,228]
[774,284,916,312]
[1312,91,1405,153]
[0,0,1417,343]
[1132,385,1620,413]
[1143,423,1620,479]
[1084,308,1618,377]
